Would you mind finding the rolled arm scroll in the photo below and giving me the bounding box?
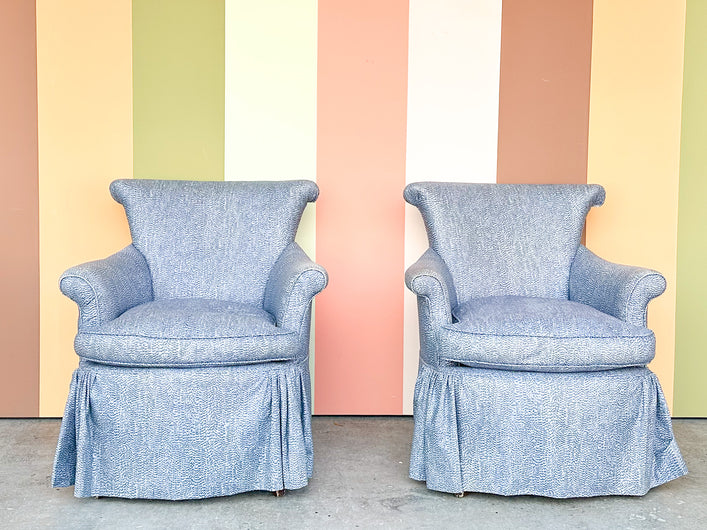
[264,242,328,333]
[405,248,458,327]
[569,245,666,327]
[59,245,153,330]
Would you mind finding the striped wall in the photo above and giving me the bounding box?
[1,0,704,417]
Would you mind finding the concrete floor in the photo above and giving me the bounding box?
[0,417,705,529]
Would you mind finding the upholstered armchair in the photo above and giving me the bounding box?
[404,182,687,498]
[52,179,327,499]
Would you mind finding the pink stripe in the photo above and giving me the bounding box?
[315,0,409,414]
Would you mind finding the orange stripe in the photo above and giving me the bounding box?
[497,0,593,183]
[315,0,408,414]
[0,0,39,416]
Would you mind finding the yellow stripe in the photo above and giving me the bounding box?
[586,0,686,410]
[37,0,133,416]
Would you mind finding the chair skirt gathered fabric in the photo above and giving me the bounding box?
[410,361,687,498]
[52,359,313,500]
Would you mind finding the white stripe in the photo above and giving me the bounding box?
[403,0,503,414]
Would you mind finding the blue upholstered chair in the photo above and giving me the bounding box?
[404,182,687,498]
[52,179,327,499]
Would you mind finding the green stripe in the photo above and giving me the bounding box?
[674,0,707,417]
[133,0,224,180]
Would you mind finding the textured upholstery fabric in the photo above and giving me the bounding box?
[53,179,326,499]
[60,245,152,330]
[445,296,655,372]
[405,248,456,367]
[405,248,457,324]
[404,182,605,301]
[74,299,300,367]
[410,362,686,497]
[53,359,313,500]
[110,179,318,304]
[404,182,686,497]
[264,242,328,333]
[570,245,667,327]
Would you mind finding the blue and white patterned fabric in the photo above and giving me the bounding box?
[405,182,686,497]
[404,183,605,300]
[446,296,655,372]
[52,179,327,499]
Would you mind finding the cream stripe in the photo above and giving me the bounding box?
[224,0,316,254]
[224,0,318,396]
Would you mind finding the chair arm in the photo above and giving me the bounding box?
[569,245,666,327]
[264,242,328,332]
[405,248,457,326]
[59,245,153,330]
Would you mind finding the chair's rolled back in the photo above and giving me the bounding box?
[404,182,605,302]
[110,179,318,304]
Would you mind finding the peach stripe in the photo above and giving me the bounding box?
[37,0,133,416]
[586,0,686,410]
[315,0,408,414]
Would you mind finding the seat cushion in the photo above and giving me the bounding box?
[75,299,299,367]
[441,296,655,372]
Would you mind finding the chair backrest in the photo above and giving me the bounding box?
[404,182,605,302]
[110,179,318,304]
